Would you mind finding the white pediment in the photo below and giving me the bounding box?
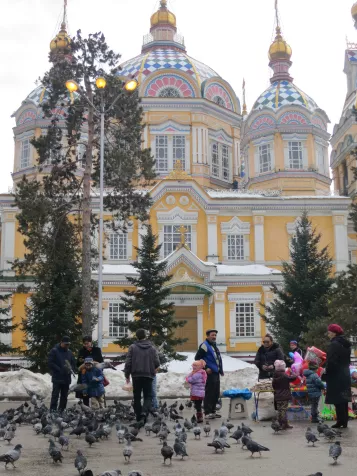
[157,206,198,223]
[220,216,251,234]
[164,246,216,283]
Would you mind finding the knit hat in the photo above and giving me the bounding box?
[84,357,94,364]
[192,360,206,370]
[274,360,286,371]
[328,324,344,335]
[290,340,298,345]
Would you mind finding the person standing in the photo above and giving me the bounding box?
[185,360,207,423]
[195,329,224,419]
[289,340,303,357]
[272,360,296,429]
[48,336,76,413]
[254,334,284,380]
[325,324,352,428]
[80,357,105,409]
[124,329,160,422]
[76,336,104,406]
[303,360,325,423]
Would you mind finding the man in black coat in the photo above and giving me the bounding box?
[76,336,104,406]
[48,336,76,412]
[325,324,352,428]
[254,334,284,379]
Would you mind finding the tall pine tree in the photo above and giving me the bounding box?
[115,225,187,362]
[263,211,334,350]
[0,275,17,354]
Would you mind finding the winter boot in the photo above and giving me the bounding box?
[196,412,204,424]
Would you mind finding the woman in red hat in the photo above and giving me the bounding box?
[325,324,352,428]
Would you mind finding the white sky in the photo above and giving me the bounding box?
[0,0,356,193]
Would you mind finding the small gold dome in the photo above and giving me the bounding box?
[268,26,292,61]
[352,2,357,21]
[150,0,176,27]
[50,23,71,53]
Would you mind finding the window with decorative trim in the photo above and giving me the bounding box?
[108,302,128,338]
[20,139,31,169]
[235,302,255,337]
[158,87,181,98]
[288,141,303,169]
[210,142,231,182]
[155,135,168,172]
[163,225,191,257]
[227,234,244,261]
[173,135,186,170]
[109,233,127,260]
[258,144,272,173]
[154,134,186,172]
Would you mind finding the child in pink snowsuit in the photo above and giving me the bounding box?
[186,359,207,423]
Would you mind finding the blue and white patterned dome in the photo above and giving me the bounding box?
[253,80,319,113]
[120,48,219,87]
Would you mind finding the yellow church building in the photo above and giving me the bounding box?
[0,1,356,360]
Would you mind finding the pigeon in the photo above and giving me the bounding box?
[219,422,228,438]
[317,422,329,436]
[185,400,193,409]
[207,440,226,453]
[241,434,252,449]
[193,425,201,439]
[82,471,94,476]
[4,427,15,444]
[184,418,193,431]
[127,472,143,476]
[329,441,342,464]
[161,441,174,465]
[179,403,184,412]
[307,473,323,476]
[0,444,22,468]
[242,422,253,435]
[226,422,234,433]
[48,439,63,463]
[230,426,243,443]
[98,471,122,476]
[75,449,87,474]
[174,437,188,459]
[85,430,96,447]
[306,427,319,446]
[178,427,187,443]
[323,428,337,441]
[271,418,282,434]
[123,438,133,463]
[203,421,211,437]
[246,439,270,457]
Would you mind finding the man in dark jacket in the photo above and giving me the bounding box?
[254,334,284,379]
[195,329,224,419]
[325,324,352,428]
[124,329,160,422]
[48,336,76,412]
[76,336,104,406]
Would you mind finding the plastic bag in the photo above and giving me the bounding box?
[122,382,133,392]
[222,388,252,400]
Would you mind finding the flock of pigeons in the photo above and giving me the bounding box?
[0,389,348,475]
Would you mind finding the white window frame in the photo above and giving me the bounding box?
[210,141,232,182]
[228,293,261,344]
[109,232,128,261]
[108,302,129,339]
[253,136,275,176]
[150,121,190,174]
[104,221,133,263]
[20,138,31,169]
[163,224,192,257]
[235,302,256,337]
[282,134,308,170]
[157,206,198,258]
[227,234,244,261]
[101,293,134,343]
[221,217,251,263]
[258,144,272,174]
[288,141,304,169]
[315,138,328,175]
[155,135,169,172]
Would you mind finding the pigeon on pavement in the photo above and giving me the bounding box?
[98,471,122,476]
[123,438,133,463]
[127,472,143,476]
[329,442,342,464]
[305,427,319,446]
[230,426,243,443]
[174,437,188,459]
[246,439,270,457]
[0,444,23,468]
[74,449,87,474]
[241,434,252,449]
[58,433,69,450]
[85,430,96,447]
[193,425,201,439]
[242,422,253,435]
[317,423,329,436]
[323,428,337,441]
[48,439,63,464]
[307,473,322,476]
[203,421,211,437]
[161,441,174,465]
[271,418,282,434]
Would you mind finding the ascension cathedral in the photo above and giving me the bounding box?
[0,1,357,361]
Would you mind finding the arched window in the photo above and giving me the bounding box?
[158,87,181,98]
[213,96,225,107]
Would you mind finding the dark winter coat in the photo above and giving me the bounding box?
[195,340,224,376]
[272,370,296,403]
[325,335,352,405]
[303,369,325,398]
[254,343,285,379]
[80,367,105,398]
[124,340,160,380]
[48,344,76,384]
[76,346,103,368]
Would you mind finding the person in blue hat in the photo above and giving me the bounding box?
[80,357,105,409]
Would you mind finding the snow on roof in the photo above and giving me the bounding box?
[216,264,280,275]
[206,190,346,199]
[100,264,138,275]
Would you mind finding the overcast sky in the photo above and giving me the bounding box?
[1,0,356,193]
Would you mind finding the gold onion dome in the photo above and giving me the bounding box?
[268,26,292,61]
[50,22,71,53]
[150,0,176,27]
[352,2,357,21]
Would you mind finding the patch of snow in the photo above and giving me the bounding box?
[216,264,281,275]
[99,264,138,275]
[0,369,53,398]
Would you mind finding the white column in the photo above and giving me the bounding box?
[192,127,198,164]
[213,286,227,352]
[206,210,218,263]
[332,211,349,272]
[1,210,16,276]
[197,128,203,163]
[253,212,265,263]
[205,129,209,164]
[197,305,204,345]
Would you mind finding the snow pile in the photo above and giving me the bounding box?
[166,352,254,373]
[0,369,52,399]
[216,264,280,276]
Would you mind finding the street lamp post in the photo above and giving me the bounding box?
[65,77,138,349]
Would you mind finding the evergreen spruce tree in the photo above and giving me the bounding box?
[0,276,17,354]
[115,225,187,362]
[263,211,334,350]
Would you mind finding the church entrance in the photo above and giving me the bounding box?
[174,306,198,352]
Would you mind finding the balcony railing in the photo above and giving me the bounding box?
[143,33,185,47]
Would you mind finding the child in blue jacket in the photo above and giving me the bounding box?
[81,357,105,409]
[303,361,325,423]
